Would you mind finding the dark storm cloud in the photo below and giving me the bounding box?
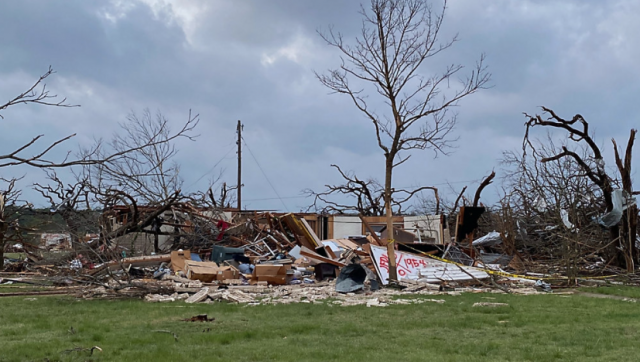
[1,0,638,211]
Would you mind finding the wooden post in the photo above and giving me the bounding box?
[359,214,383,246]
[236,120,242,211]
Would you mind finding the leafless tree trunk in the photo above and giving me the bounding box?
[0,67,84,266]
[502,139,605,268]
[0,67,205,263]
[81,109,198,253]
[522,108,638,271]
[0,179,26,269]
[613,129,638,270]
[33,170,92,250]
[473,171,496,208]
[317,0,489,281]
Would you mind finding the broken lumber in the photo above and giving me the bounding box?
[299,246,346,268]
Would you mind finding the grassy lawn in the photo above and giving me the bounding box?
[1,290,639,361]
[0,285,53,294]
[579,284,640,299]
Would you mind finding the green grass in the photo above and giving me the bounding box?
[0,285,53,293]
[579,284,640,299]
[1,290,640,361]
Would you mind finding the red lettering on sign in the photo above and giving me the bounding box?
[379,254,389,272]
[376,250,434,279]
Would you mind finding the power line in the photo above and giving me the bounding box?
[242,178,484,202]
[242,136,289,211]
[187,144,236,188]
[243,195,308,202]
[394,178,484,190]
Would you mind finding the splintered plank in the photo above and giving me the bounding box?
[299,246,346,268]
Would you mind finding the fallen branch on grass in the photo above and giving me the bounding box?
[455,265,512,294]
[153,329,179,342]
[61,345,103,356]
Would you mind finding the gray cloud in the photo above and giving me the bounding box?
[1,0,638,211]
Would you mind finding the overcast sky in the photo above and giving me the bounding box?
[1,0,638,212]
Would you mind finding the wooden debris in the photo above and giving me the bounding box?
[299,246,346,267]
[185,287,210,304]
[62,346,103,356]
[182,314,215,322]
[106,254,171,271]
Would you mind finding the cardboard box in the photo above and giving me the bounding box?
[252,264,292,285]
[293,257,312,268]
[184,261,240,282]
[171,250,191,272]
[216,266,238,281]
[184,260,219,282]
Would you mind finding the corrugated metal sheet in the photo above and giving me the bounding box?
[479,253,513,266]
[416,265,490,283]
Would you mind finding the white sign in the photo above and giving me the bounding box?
[370,245,489,285]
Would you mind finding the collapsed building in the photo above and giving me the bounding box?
[2,193,639,305]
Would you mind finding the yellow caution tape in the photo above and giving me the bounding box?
[400,243,628,281]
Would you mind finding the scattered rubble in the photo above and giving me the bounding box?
[473,302,509,307]
[2,210,638,305]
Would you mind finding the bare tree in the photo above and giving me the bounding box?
[0,179,25,268]
[0,67,203,264]
[33,170,93,249]
[502,138,607,280]
[317,0,489,281]
[35,111,238,257]
[189,182,238,210]
[86,109,198,203]
[82,109,199,253]
[0,68,175,171]
[612,129,638,270]
[0,67,78,170]
[305,165,439,216]
[0,67,83,267]
[522,107,638,271]
[304,165,385,216]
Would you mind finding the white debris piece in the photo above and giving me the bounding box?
[185,287,210,304]
[472,302,509,307]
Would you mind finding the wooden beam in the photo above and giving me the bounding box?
[359,214,383,246]
[299,246,346,267]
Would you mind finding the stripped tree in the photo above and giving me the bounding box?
[33,170,94,249]
[82,109,199,253]
[317,0,489,280]
[0,67,200,267]
[523,107,638,271]
[502,139,607,281]
[0,67,81,268]
[304,164,439,216]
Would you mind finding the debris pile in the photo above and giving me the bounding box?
[2,209,637,301]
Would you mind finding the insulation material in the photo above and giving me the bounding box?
[472,231,502,247]
[595,189,635,228]
[560,209,578,232]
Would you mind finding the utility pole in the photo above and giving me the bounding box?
[236,120,243,211]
